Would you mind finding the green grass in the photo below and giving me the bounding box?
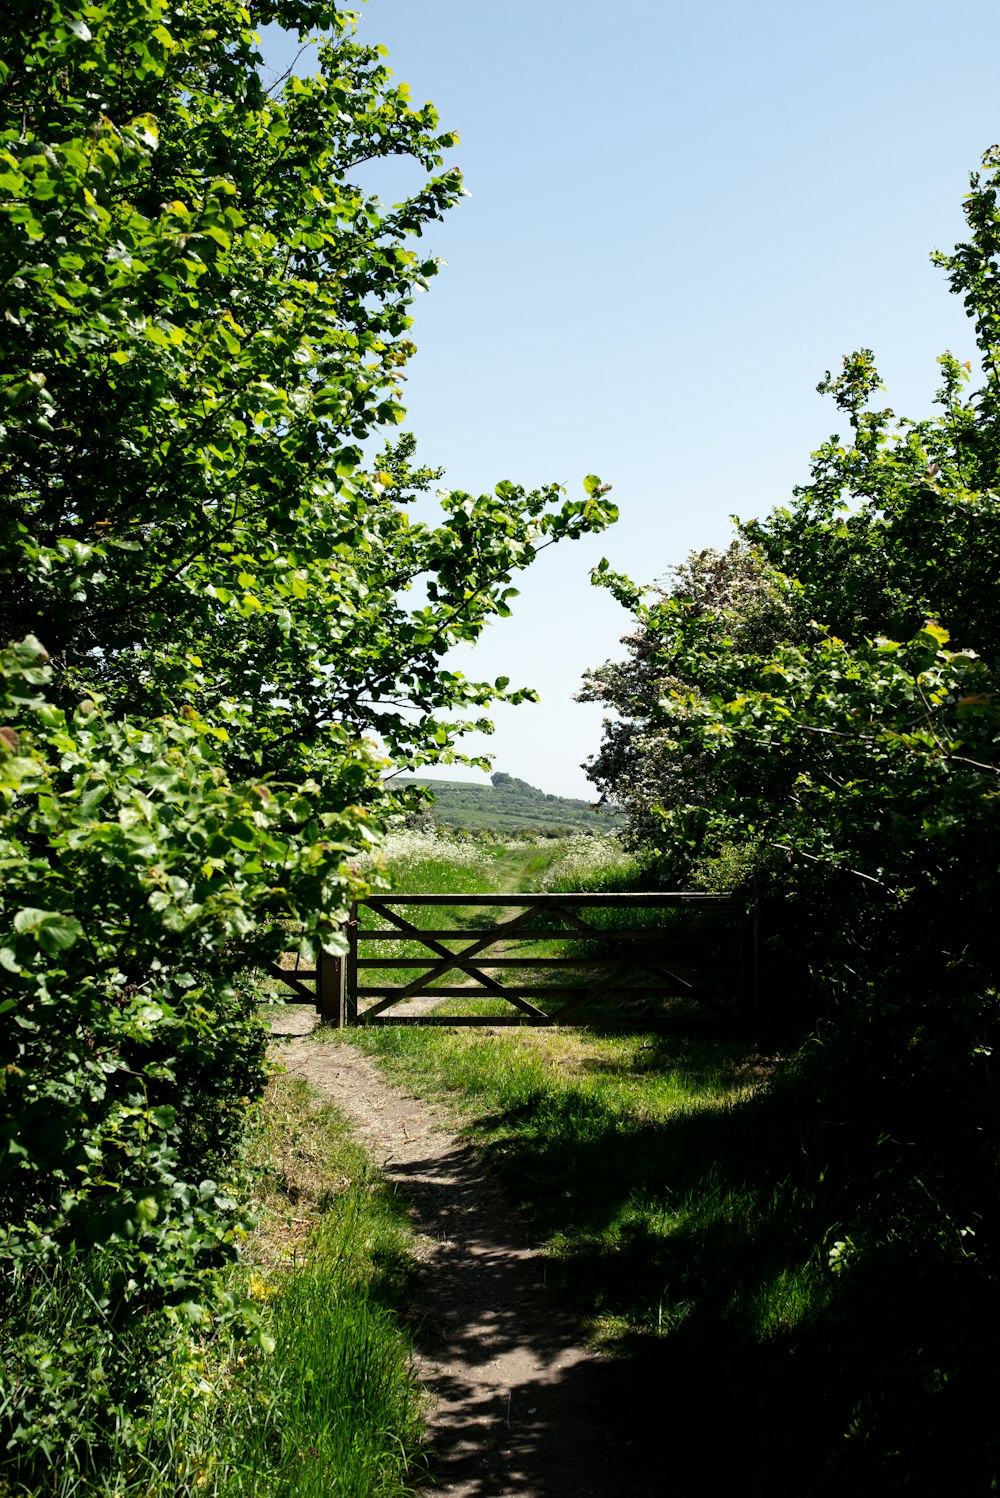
[0,1076,424,1498]
[343,1012,1000,1495]
[360,828,629,901]
[348,1021,790,1335]
[183,1075,423,1498]
[161,1075,424,1498]
[341,1018,907,1495]
[345,1019,844,1496]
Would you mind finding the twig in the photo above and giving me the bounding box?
[770,842,888,887]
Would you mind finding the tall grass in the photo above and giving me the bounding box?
[361,827,590,895]
[538,832,642,893]
[0,1255,172,1495]
[140,1220,422,1498]
[359,828,501,897]
[0,1077,424,1498]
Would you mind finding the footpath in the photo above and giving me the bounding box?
[269,1007,659,1498]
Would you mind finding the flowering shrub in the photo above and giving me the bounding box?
[362,829,495,894]
[540,834,639,892]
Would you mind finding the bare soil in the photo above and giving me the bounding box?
[268,1007,660,1498]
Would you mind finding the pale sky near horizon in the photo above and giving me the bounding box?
[262,1,1000,798]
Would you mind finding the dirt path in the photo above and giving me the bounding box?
[269,1008,657,1498]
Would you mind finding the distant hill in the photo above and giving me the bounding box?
[397,772,622,836]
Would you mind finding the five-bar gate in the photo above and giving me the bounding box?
[268,892,758,1034]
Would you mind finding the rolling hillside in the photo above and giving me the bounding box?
[397,772,622,836]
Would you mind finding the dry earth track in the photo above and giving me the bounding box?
[269,1006,660,1498]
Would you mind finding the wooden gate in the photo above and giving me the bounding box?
[263,946,346,1023]
[340,891,757,1032]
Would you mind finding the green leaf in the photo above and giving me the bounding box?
[13,908,84,953]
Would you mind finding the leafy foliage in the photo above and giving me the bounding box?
[580,542,804,853]
[580,151,1000,1484]
[0,0,615,775]
[0,633,374,1477]
[0,0,616,1475]
[582,151,1000,1006]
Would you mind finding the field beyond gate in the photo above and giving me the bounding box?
[269,892,758,1033]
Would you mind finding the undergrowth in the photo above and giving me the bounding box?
[0,1074,423,1498]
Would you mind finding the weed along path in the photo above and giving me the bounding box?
[270,1006,658,1498]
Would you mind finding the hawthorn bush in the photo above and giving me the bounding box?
[582,152,1000,1486]
[582,151,1000,1015]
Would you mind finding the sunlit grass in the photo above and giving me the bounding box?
[538,832,643,893]
[349,1020,780,1326]
[0,1077,425,1498]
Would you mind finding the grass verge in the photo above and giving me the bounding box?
[0,1073,424,1498]
[157,1071,425,1498]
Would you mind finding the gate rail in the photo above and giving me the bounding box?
[349,891,755,1031]
[266,892,757,1032]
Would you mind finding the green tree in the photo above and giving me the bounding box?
[0,0,616,1474]
[581,152,1000,1483]
[583,148,1000,1000]
[0,0,614,776]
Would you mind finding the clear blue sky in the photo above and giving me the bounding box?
[262,1,1000,797]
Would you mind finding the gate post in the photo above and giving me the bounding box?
[317,949,346,1027]
[346,901,358,1025]
[740,911,760,1044]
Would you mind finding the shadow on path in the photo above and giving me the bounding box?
[386,1140,663,1498]
[274,1018,663,1498]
